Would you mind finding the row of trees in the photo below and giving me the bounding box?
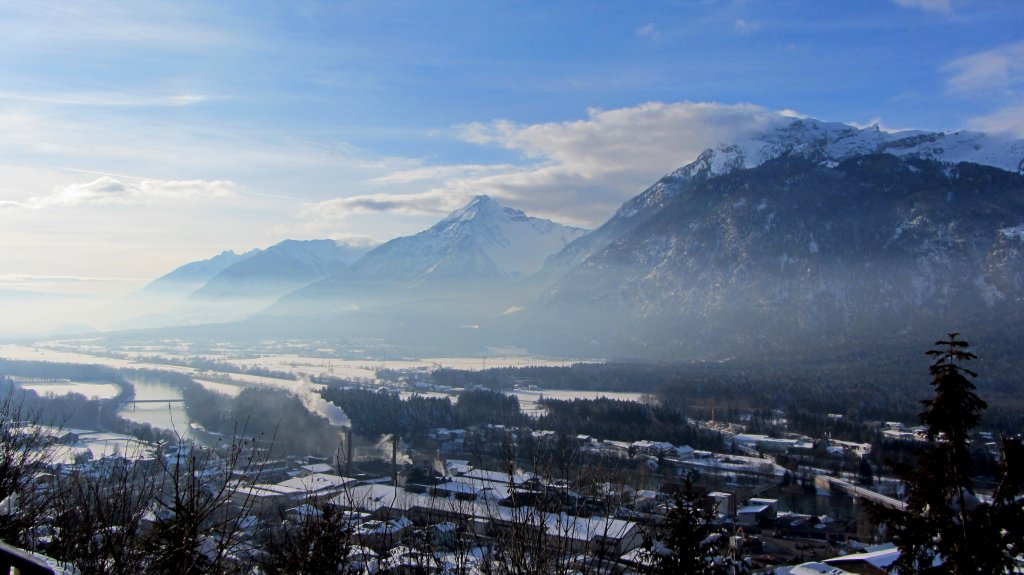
[319,387,526,444]
[131,355,297,380]
[430,351,1024,438]
[537,396,725,452]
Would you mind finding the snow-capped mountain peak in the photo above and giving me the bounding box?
[351,196,587,281]
[436,195,528,227]
[673,117,1024,182]
[607,118,1024,226]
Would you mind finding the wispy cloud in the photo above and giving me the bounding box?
[892,0,952,13]
[0,273,142,294]
[635,23,661,41]
[324,233,383,248]
[967,105,1024,137]
[943,41,1024,96]
[734,19,761,35]
[0,90,211,107]
[303,190,467,220]
[1,176,239,210]
[0,3,237,51]
[365,163,518,186]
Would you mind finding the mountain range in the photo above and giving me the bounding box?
[124,117,1024,361]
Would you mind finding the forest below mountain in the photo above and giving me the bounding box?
[430,337,1024,438]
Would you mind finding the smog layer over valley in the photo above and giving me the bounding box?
[0,2,1022,574]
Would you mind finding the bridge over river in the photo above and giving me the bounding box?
[815,474,906,511]
[121,398,185,409]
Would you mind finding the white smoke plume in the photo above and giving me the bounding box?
[376,433,413,465]
[295,376,351,428]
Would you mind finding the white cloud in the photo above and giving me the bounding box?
[451,102,788,223]
[943,41,1024,96]
[307,102,792,229]
[135,179,239,199]
[893,0,952,13]
[6,176,239,209]
[779,108,809,119]
[967,105,1024,137]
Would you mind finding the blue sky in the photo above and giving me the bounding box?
[0,0,1021,303]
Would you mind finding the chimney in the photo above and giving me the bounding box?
[392,435,399,486]
[346,427,353,475]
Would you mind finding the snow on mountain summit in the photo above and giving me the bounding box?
[674,117,1024,182]
[608,117,1024,227]
[436,195,525,225]
[351,195,587,281]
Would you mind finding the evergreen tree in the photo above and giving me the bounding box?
[873,333,1023,574]
[645,477,747,574]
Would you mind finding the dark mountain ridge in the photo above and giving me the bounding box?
[525,154,1024,358]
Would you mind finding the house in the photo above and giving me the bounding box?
[748,498,778,516]
[427,521,458,547]
[429,428,467,441]
[274,473,356,498]
[631,440,675,457]
[299,462,334,475]
[444,459,472,476]
[705,491,736,517]
[461,468,530,485]
[531,430,557,446]
[732,434,798,453]
[737,504,773,527]
[673,445,695,459]
[822,545,900,575]
[354,517,413,548]
[230,473,356,513]
[574,434,594,446]
[431,481,479,501]
[774,562,854,574]
[229,484,305,511]
[330,483,643,555]
[881,422,927,442]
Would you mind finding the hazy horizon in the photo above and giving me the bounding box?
[1,1,1023,338]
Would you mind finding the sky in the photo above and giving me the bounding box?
[0,0,1022,302]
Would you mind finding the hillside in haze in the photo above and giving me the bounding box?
[141,249,260,298]
[191,239,369,300]
[267,195,587,316]
[106,118,1024,363]
[114,239,370,331]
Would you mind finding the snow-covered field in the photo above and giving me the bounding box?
[16,380,120,400]
[0,342,634,423]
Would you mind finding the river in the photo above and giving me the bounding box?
[118,379,191,435]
